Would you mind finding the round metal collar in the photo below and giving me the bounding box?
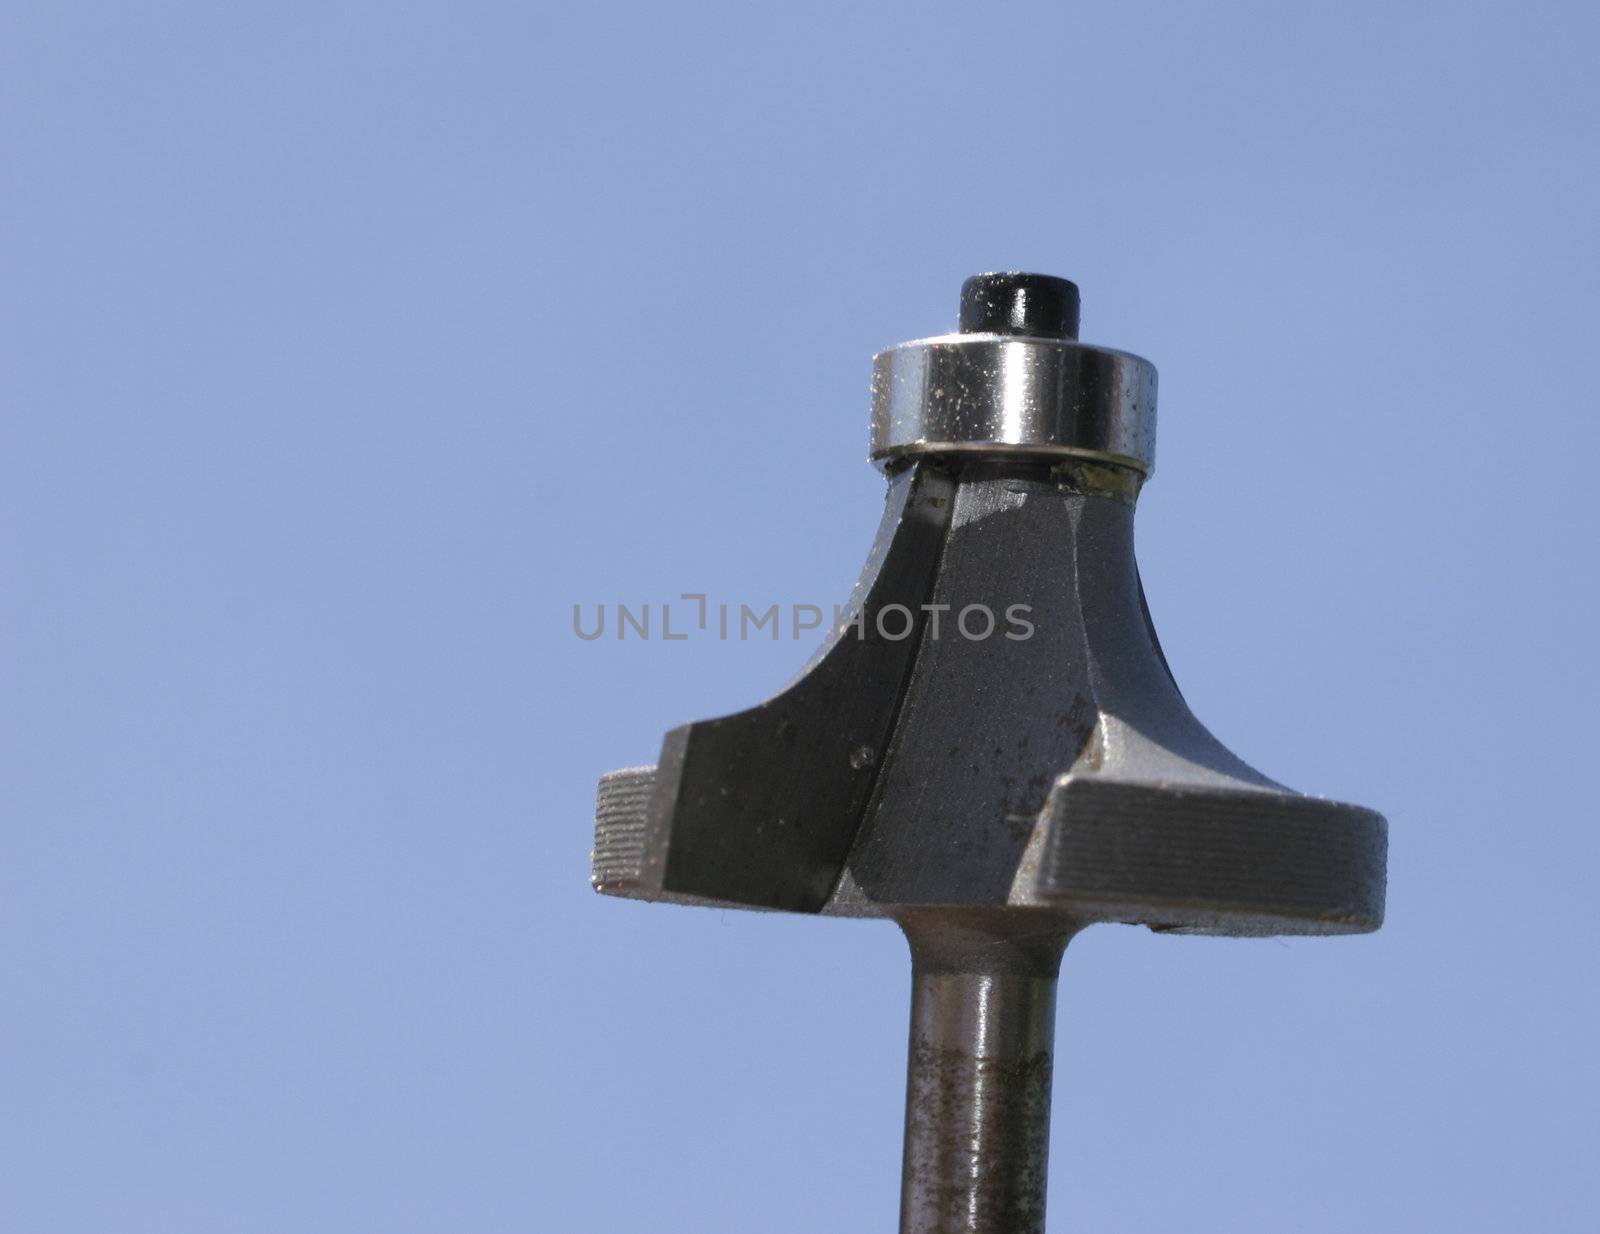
[869,274,1158,476]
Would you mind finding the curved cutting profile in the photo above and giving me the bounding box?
[593,454,1385,934]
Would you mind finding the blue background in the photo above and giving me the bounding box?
[5,3,1597,1231]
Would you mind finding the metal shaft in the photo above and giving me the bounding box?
[897,913,1075,1234]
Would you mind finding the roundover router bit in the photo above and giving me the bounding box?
[591,273,1387,1233]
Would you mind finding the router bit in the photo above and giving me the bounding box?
[591,273,1388,1233]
